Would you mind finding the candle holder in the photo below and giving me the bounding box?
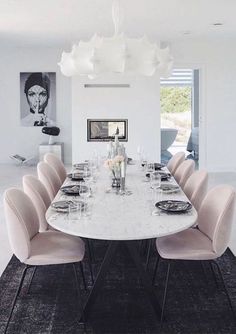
[112,177,121,188]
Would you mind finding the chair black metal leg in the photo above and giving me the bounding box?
[4,265,29,334]
[212,260,235,318]
[200,261,209,284]
[85,239,94,285]
[138,240,143,254]
[87,239,95,263]
[87,258,94,285]
[140,240,148,256]
[161,262,171,324]
[152,256,160,285]
[209,261,219,288]
[72,263,86,328]
[79,262,87,291]
[26,266,37,294]
[145,240,152,270]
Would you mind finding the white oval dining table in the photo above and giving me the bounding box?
[46,163,198,322]
[46,165,197,240]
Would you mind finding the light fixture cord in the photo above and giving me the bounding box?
[112,0,124,36]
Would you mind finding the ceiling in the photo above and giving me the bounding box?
[0,0,236,48]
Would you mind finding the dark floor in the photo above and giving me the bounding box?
[0,240,236,334]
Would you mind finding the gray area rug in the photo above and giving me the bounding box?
[0,240,236,334]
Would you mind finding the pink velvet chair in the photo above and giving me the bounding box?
[3,188,86,332]
[183,170,208,211]
[153,185,235,322]
[173,159,195,188]
[167,152,185,175]
[23,175,51,232]
[44,153,67,184]
[37,161,61,201]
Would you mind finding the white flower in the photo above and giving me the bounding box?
[104,159,115,169]
[113,155,124,164]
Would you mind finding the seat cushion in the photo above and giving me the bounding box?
[25,231,85,266]
[156,228,217,261]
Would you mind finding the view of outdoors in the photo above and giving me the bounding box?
[160,86,192,147]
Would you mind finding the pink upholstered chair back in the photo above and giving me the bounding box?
[37,161,61,201]
[167,152,185,175]
[23,175,51,232]
[174,159,195,188]
[3,188,39,262]
[183,170,208,211]
[44,153,67,184]
[198,185,235,256]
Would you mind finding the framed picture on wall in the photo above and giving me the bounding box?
[87,119,128,142]
[20,72,56,127]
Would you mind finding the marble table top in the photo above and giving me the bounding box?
[46,164,197,241]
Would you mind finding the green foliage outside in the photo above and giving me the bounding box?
[160,86,191,114]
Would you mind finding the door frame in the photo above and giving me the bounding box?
[167,63,207,169]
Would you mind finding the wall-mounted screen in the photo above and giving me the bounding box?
[87,119,128,142]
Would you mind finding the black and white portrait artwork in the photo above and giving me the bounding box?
[20,72,56,127]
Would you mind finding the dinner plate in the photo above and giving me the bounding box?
[155,200,192,213]
[67,173,84,181]
[73,162,88,170]
[146,171,171,181]
[160,184,180,194]
[60,185,81,195]
[51,200,86,213]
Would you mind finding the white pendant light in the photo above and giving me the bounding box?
[58,1,173,78]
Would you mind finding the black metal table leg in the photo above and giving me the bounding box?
[81,241,119,321]
[80,240,162,322]
[125,241,162,320]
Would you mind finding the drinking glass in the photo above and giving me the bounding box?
[141,159,148,171]
[148,163,155,172]
[68,201,82,220]
[83,167,93,184]
[85,200,94,220]
[71,167,83,180]
[79,184,91,202]
[150,172,161,191]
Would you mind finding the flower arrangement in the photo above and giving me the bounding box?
[104,155,125,179]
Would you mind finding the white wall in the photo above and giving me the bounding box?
[72,75,160,163]
[171,38,236,172]
[0,47,72,164]
[0,38,236,172]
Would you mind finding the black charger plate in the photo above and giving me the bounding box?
[67,173,84,181]
[60,185,81,195]
[146,171,171,181]
[160,184,180,194]
[155,200,192,213]
[73,162,88,170]
[51,200,86,212]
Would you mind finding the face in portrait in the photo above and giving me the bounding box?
[20,72,56,127]
[27,85,48,115]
